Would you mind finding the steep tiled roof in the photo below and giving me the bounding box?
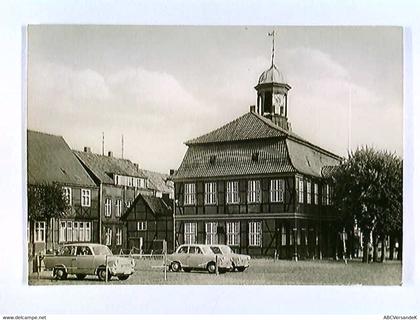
[174,111,342,180]
[142,169,174,195]
[122,194,171,219]
[27,130,96,187]
[142,195,172,214]
[185,112,288,145]
[321,165,340,178]
[174,139,296,180]
[74,150,146,184]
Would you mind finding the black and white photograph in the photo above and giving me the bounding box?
[26,25,403,286]
[2,0,420,319]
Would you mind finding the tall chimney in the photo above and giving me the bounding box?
[83,146,91,153]
[108,151,113,157]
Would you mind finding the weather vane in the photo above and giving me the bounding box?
[268,30,275,66]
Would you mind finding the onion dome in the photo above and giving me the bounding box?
[258,63,285,85]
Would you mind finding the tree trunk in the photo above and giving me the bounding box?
[389,236,395,261]
[373,233,378,262]
[380,235,386,263]
[362,230,369,263]
[397,234,402,260]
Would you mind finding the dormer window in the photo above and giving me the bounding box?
[252,152,259,162]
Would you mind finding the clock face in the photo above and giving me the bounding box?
[273,94,285,115]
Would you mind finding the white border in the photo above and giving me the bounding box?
[0,0,419,316]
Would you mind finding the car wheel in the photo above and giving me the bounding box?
[183,268,192,273]
[76,274,86,280]
[97,268,111,281]
[117,275,130,280]
[171,261,181,272]
[237,266,246,272]
[207,262,216,274]
[54,268,67,280]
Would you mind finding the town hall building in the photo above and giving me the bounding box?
[172,50,342,260]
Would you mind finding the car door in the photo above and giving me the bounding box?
[64,245,77,274]
[172,245,188,267]
[75,245,94,274]
[187,246,205,269]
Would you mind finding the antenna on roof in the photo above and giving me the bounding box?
[121,134,124,159]
[102,132,105,156]
[268,30,275,66]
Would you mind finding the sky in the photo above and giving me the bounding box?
[27,26,403,173]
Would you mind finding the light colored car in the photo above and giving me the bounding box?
[43,243,135,281]
[168,244,232,274]
[210,245,250,272]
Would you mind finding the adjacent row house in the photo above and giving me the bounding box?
[27,131,99,264]
[74,149,150,253]
[27,131,174,262]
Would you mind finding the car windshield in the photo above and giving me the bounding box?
[177,246,188,254]
[92,245,113,256]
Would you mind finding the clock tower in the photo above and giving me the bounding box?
[254,31,291,131]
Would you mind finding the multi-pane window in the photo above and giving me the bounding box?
[62,187,72,205]
[205,222,218,245]
[204,182,217,205]
[115,199,122,217]
[105,227,112,246]
[226,181,239,204]
[301,227,308,245]
[105,198,112,217]
[314,183,319,205]
[307,181,312,204]
[137,221,147,231]
[270,179,285,203]
[79,222,85,242]
[296,228,301,245]
[73,222,79,241]
[81,189,91,207]
[249,221,262,247]
[59,221,91,243]
[184,222,197,244]
[66,221,72,241]
[289,228,294,245]
[137,178,146,188]
[34,221,46,243]
[226,221,240,246]
[322,184,331,206]
[281,225,287,245]
[298,178,304,204]
[247,180,261,203]
[85,222,91,242]
[328,185,333,205]
[116,228,122,245]
[184,183,196,205]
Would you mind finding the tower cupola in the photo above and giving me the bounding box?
[254,31,292,131]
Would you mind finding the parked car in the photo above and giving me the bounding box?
[209,245,250,272]
[168,244,232,273]
[43,243,135,281]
